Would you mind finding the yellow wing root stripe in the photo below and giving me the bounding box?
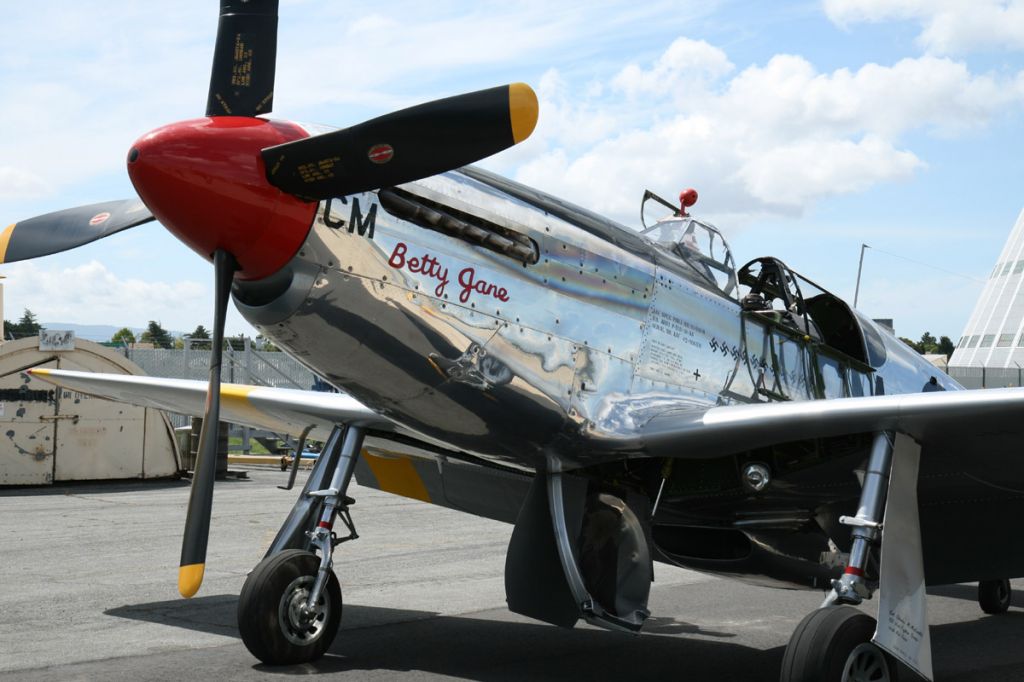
[364,453,431,503]
[0,224,16,263]
[218,383,300,435]
[220,383,260,420]
[221,384,255,402]
[178,563,205,598]
[508,83,538,145]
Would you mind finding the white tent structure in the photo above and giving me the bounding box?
[950,207,1024,368]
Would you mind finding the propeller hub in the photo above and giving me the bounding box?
[127,116,316,280]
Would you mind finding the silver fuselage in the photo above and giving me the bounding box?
[234,167,956,472]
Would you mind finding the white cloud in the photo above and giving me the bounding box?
[272,1,713,118]
[0,4,211,202]
[824,0,1024,54]
[718,55,1017,137]
[513,45,1024,225]
[0,1,711,207]
[0,167,50,201]
[0,260,209,333]
[736,136,923,206]
[611,37,734,98]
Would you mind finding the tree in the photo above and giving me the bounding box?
[226,334,247,351]
[185,324,211,350]
[140,320,173,349]
[918,332,939,354]
[110,327,136,345]
[4,309,43,339]
[17,310,41,334]
[938,335,955,357]
[899,331,955,357]
[899,337,922,353]
[255,334,279,352]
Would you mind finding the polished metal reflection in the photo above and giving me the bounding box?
[742,462,771,492]
[234,168,963,471]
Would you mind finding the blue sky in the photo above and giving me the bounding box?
[2,0,1023,340]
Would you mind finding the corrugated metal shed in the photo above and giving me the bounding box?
[0,336,180,485]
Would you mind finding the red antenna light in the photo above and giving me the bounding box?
[679,188,698,216]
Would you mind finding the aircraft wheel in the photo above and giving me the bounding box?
[780,605,898,682]
[238,549,342,665]
[979,578,1012,614]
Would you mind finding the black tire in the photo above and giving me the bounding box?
[979,578,1012,615]
[780,605,898,682]
[237,549,342,665]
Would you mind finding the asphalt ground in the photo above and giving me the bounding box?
[0,468,1020,681]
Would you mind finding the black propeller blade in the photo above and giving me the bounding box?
[206,0,279,117]
[261,83,538,201]
[1,199,154,265]
[4,1,538,602]
[178,249,237,598]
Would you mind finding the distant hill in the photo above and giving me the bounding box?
[40,323,185,343]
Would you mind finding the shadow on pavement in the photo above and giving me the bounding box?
[0,477,192,497]
[929,582,1021,610]
[107,595,241,638]
[930,612,1024,681]
[106,591,1024,681]
[108,595,779,681]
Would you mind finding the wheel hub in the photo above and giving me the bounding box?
[997,582,1010,603]
[842,642,891,682]
[279,575,330,646]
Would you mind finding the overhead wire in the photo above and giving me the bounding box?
[862,244,985,283]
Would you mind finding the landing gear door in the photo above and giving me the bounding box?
[0,361,58,485]
[505,467,653,632]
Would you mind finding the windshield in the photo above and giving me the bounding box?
[642,217,737,297]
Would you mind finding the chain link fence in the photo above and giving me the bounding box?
[947,366,1024,390]
[114,338,320,429]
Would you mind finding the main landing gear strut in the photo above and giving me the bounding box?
[238,425,363,665]
[781,432,899,682]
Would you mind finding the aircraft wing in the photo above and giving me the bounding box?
[590,387,1024,460]
[30,367,1024,466]
[30,368,394,441]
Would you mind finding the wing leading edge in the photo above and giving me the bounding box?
[29,367,1024,465]
[587,387,1024,459]
[29,368,393,441]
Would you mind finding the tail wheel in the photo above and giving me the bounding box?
[780,605,898,682]
[979,579,1012,615]
[238,549,342,665]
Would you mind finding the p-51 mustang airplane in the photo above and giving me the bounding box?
[9,2,1024,680]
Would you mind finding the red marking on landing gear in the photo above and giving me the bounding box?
[844,566,865,577]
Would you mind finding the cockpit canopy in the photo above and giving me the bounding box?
[641,216,737,297]
[738,256,879,367]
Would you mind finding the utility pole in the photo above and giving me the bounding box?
[854,243,870,308]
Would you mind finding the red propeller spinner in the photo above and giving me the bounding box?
[126,116,317,281]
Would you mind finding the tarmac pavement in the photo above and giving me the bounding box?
[0,468,1020,681]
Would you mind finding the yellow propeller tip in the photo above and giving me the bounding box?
[26,368,50,376]
[0,223,15,264]
[178,563,205,598]
[509,83,538,144]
